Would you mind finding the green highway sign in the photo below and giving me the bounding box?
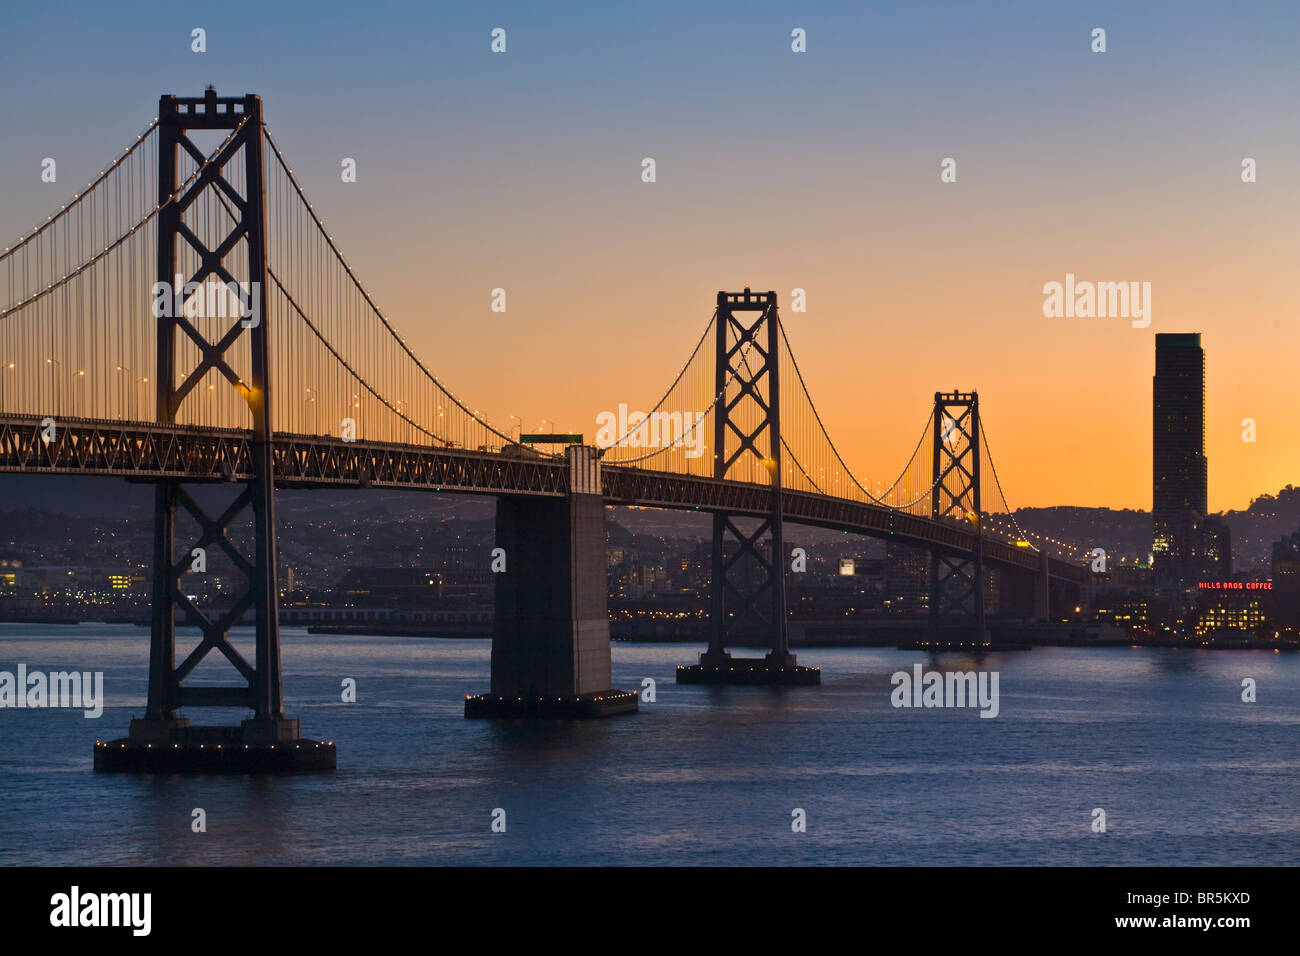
[519,433,583,445]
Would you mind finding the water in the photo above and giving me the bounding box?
[1,623,1297,866]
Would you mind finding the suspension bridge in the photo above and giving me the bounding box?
[0,90,1087,771]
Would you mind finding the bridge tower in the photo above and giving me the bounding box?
[96,90,333,771]
[928,391,987,643]
[678,290,818,685]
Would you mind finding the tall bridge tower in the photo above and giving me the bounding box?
[678,290,818,685]
[96,90,332,771]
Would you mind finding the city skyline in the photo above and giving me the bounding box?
[1,1,1297,513]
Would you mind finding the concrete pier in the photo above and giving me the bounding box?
[466,446,637,718]
[1035,547,1052,622]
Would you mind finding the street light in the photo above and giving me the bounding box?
[44,358,60,412]
[60,361,88,415]
[112,366,147,420]
[0,360,14,411]
[115,366,131,418]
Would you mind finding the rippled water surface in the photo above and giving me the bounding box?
[1,624,1297,865]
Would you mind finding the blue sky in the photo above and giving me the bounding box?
[1,1,1297,509]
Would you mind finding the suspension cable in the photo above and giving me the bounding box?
[601,310,716,449]
[1,118,160,261]
[607,332,759,464]
[266,269,445,443]
[978,416,1039,552]
[262,125,517,448]
[776,314,939,507]
[1,118,248,321]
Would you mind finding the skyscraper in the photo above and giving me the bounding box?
[1153,333,1207,613]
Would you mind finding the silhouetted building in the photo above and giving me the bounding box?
[884,541,929,616]
[1153,333,1207,613]
[1272,531,1300,628]
[1087,564,1152,631]
[335,566,443,604]
[1199,515,1232,580]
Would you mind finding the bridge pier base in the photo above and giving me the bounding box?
[677,650,820,685]
[466,447,637,719]
[913,623,991,650]
[95,718,336,773]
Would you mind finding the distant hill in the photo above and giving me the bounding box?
[1011,507,1151,564]
[1219,485,1300,569]
[1013,486,1300,571]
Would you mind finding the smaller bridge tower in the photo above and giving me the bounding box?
[678,290,818,685]
[928,391,986,642]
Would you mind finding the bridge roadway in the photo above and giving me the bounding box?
[0,415,1085,582]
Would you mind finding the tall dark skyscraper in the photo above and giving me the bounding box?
[1152,333,1208,611]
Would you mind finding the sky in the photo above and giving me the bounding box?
[1,0,1297,512]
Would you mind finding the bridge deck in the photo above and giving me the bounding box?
[0,415,1082,579]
